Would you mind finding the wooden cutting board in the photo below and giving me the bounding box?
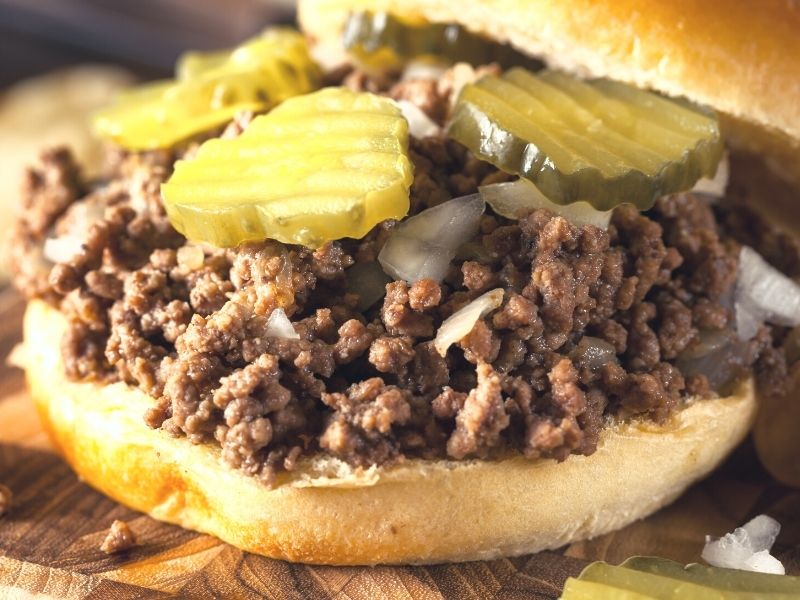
[1,287,799,599]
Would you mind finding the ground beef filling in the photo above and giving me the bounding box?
[11,67,792,485]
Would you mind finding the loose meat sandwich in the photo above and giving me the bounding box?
[12,0,800,564]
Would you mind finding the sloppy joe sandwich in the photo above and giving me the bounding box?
[11,0,800,564]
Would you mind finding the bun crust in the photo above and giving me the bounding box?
[299,0,800,177]
[25,299,756,564]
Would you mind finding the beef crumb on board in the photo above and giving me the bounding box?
[11,63,793,486]
[100,519,137,554]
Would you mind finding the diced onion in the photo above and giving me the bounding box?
[309,41,350,73]
[265,307,299,339]
[346,261,391,311]
[378,193,485,283]
[42,200,104,263]
[676,330,751,391]
[702,515,784,575]
[735,246,800,340]
[691,153,729,199]
[177,245,205,271]
[479,179,613,229]
[402,60,448,81]
[434,288,504,357]
[43,236,85,263]
[395,99,441,138]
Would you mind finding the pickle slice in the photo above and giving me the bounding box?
[94,28,320,150]
[621,557,800,594]
[448,68,723,210]
[162,88,413,248]
[342,11,540,70]
[561,578,656,600]
[562,560,800,599]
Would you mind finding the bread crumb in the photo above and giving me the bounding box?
[100,519,137,554]
[0,484,11,516]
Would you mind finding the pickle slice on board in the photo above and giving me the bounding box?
[94,28,320,150]
[448,67,723,210]
[560,559,800,599]
[342,10,540,70]
[162,88,413,248]
[560,578,656,600]
[621,557,800,594]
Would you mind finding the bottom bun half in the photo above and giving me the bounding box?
[23,299,756,565]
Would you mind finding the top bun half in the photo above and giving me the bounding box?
[299,0,800,181]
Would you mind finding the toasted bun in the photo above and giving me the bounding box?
[299,0,800,182]
[24,299,756,564]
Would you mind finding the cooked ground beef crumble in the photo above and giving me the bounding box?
[11,64,794,485]
[100,519,137,554]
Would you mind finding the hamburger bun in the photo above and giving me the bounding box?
[20,0,799,566]
[300,0,800,184]
[25,298,756,564]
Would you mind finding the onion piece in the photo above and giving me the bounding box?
[378,193,485,283]
[309,41,349,73]
[702,515,785,575]
[735,246,800,340]
[346,261,391,311]
[395,99,441,139]
[479,179,613,229]
[434,288,504,357]
[676,330,751,391]
[42,199,105,263]
[265,307,299,340]
[402,60,448,81]
[691,153,729,199]
[43,236,85,264]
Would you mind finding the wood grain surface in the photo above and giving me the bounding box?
[1,286,799,599]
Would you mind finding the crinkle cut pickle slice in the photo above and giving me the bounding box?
[342,10,541,70]
[162,88,414,249]
[93,28,320,150]
[448,67,723,210]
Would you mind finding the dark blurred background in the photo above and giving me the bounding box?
[0,0,296,86]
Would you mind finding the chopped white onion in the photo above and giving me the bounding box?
[479,179,613,229]
[702,514,785,574]
[402,60,448,82]
[744,550,786,575]
[346,261,391,311]
[395,100,441,139]
[177,245,205,271]
[265,308,299,340]
[735,246,800,340]
[691,154,730,199]
[42,200,104,263]
[309,41,350,73]
[434,288,504,357]
[676,330,751,391]
[43,236,85,263]
[378,194,485,283]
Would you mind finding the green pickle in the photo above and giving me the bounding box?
[559,558,800,599]
[561,579,655,600]
[621,557,800,594]
[161,88,413,248]
[448,68,723,210]
[342,11,539,70]
[94,28,320,150]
